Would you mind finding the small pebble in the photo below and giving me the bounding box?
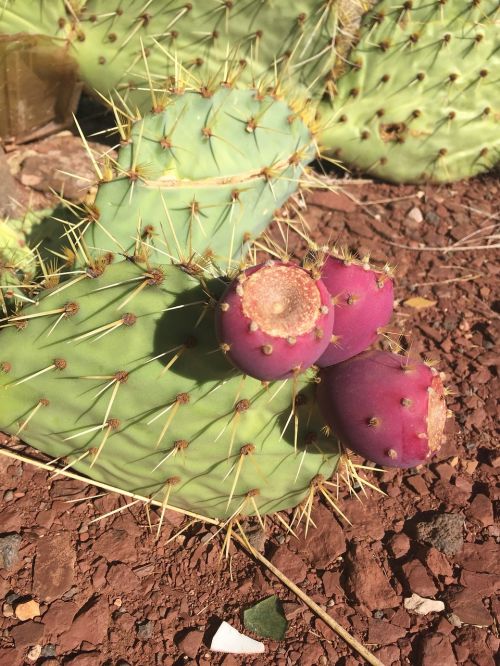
[26,645,42,662]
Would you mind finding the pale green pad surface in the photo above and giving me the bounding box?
[85,88,316,264]
[320,0,500,183]
[0,261,340,520]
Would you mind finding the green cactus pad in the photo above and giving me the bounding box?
[0,260,340,520]
[319,0,500,183]
[0,219,35,274]
[0,0,344,109]
[82,87,316,266]
[0,205,82,314]
[0,1,70,39]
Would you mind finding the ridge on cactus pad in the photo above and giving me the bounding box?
[317,350,447,468]
[319,0,500,183]
[80,86,317,267]
[0,260,340,520]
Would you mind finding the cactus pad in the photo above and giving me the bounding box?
[0,0,347,108]
[0,218,37,314]
[82,87,316,265]
[0,260,340,520]
[319,0,500,183]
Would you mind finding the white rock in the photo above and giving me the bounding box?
[26,645,42,662]
[2,602,13,618]
[210,621,265,654]
[408,206,424,223]
[404,594,445,615]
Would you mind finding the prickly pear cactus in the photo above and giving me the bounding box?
[319,0,500,183]
[0,0,352,109]
[0,260,340,520]
[82,86,316,266]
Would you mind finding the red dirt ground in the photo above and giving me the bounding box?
[0,132,498,666]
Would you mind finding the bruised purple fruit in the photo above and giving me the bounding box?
[216,261,334,381]
[317,350,447,468]
[317,256,394,366]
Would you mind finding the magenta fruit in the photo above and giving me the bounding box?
[215,261,335,381]
[317,350,447,468]
[317,256,394,366]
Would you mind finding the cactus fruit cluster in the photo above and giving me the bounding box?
[319,0,500,182]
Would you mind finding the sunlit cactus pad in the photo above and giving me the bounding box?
[0,261,340,520]
[320,0,500,183]
[0,0,347,108]
[83,86,316,265]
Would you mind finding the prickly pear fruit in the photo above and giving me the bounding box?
[317,350,447,468]
[319,0,500,183]
[216,261,334,380]
[317,255,393,366]
[82,87,316,266]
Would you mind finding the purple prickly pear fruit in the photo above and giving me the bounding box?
[317,256,394,366]
[216,261,334,381]
[317,350,447,468]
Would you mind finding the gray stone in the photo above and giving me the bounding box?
[415,513,464,557]
[0,534,22,570]
[136,620,154,640]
